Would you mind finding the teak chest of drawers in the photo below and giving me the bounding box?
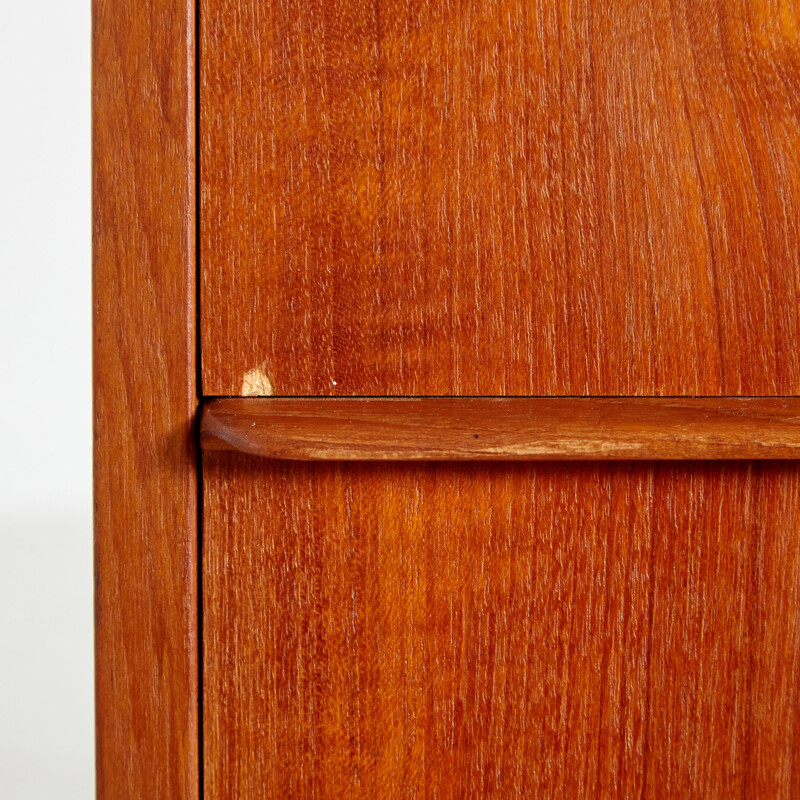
[94,1,800,797]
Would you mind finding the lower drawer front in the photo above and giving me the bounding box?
[203,455,800,798]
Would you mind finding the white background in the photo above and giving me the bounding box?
[0,2,94,798]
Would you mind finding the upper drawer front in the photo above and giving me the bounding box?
[200,1,800,397]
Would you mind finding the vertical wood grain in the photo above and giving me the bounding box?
[203,455,800,798]
[200,0,800,397]
[93,0,198,797]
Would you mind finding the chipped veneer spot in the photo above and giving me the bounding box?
[241,364,274,396]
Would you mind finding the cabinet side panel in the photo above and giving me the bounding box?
[203,457,800,798]
[93,0,198,796]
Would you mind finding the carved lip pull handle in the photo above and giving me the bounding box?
[199,397,800,461]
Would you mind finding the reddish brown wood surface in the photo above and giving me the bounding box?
[200,0,800,397]
[93,0,198,797]
[201,397,800,460]
[204,455,800,798]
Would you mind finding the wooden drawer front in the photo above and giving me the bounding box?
[200,0,800,397]
[203,455,800,798]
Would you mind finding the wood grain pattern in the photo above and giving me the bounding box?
[200,0,800,397]
[201,397,800,460]
[204,454,800,798]
[93,0,198,797]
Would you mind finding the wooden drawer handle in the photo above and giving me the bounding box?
[199,397,800,461]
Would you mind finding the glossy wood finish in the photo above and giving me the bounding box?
[93,0,198,797]
[204,455,800,798]
[92,0,800,794]
[200,0,800,397]
[202,397,800,461]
